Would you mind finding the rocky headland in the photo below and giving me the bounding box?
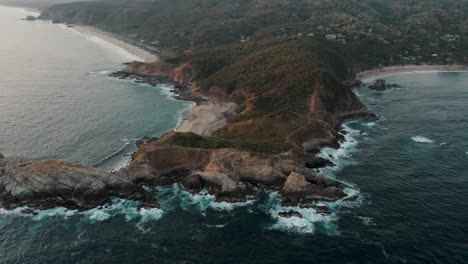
[0,55,375,215]
[13,0,468,215]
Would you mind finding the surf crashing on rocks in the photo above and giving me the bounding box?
[263,121,372,234]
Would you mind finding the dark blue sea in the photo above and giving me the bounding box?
[1,6,468,264]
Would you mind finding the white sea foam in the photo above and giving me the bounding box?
[32,207,78,221]
[266,122,368,234]
[86,35,144,62]
[267,188,363,234]
[66,26,144,62]
[139,207,164,223]
[87,210,111,222]
[158,184,255,213]
[317,123,362,176]
[0,207,28,216]
[411,136,434,144]
[265,192,337,234]
[0,198,164,225]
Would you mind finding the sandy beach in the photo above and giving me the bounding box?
[357,64,468,80]
[70,24,231,137]
[176,101,237,136]
[72,25,159,63]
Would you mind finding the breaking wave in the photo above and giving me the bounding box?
[318,123,366,176]
[156,184,255,213]
[411,135,434,144]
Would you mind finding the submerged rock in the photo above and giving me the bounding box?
[315,205,331,215]
[278,210,303,218]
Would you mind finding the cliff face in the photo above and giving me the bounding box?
[121,132,347,207]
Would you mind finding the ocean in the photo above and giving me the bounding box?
[1,6,468,264]
[0,6,192,170]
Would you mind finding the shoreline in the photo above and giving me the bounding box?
[67,24,232,138]
[357,64,468,81]
[71,25,160,63]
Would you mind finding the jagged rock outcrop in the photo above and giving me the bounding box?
[122,134,348,206]
[369,79,403,91]
[0,156,157,210]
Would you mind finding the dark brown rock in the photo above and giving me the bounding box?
[278,210,303,218]
[344,195,359,202]
[369,79,386,91]
[315,205,331,215]
[179,174,204,193]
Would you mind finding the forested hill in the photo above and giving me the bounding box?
[40,0,468,67]
[39,0,468,156]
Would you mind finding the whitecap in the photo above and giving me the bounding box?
[0,207,28,216]
[83,199,141,222]
[157,184,255,213]
[317,123,363,178]
[87,210,111,222]
[357,216,375,226]
[139,208,164,223]
[264,192,337,234]
[32,207,77,221]
[411,136,434,144]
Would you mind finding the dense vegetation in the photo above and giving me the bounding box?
[39,0,468,154]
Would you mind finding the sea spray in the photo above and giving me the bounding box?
[411,135,434,144]
[155,184,255,213]
[317,123,364,178]
[265,192,338,234]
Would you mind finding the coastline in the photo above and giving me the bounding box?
[67,25,232,137]
[71,25,159,63]
[357,64,468,81]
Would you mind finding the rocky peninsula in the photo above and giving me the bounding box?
[4,0,467,216]
[0,54,373,214]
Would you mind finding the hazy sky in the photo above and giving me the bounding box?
[0,0,94,9]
